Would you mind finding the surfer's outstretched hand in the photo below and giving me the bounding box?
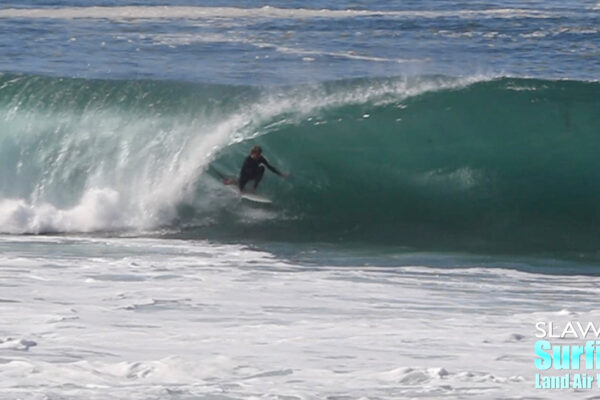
[281,172,290,178]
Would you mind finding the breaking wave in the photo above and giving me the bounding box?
[1,72,599,255]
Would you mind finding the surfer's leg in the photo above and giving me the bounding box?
[253,166,265,189]
[239,175,249,191]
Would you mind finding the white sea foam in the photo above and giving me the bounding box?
[0,337,37,351]
[149,33,428,63]
[417,167,484,190]
[150,32,428,63]
[0,235,596,399]
[521,30,550,38]
[0,6,556,21]
[0,189,122,234]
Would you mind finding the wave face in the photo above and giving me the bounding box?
[0,73,599,255]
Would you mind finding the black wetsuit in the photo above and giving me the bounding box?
[238,155,281,190]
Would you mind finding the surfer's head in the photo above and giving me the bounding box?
[250,146,262,158]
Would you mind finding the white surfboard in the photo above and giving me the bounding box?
[222,179,272,204]
[239,192,272,204]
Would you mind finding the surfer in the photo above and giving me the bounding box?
[236,146,287,192]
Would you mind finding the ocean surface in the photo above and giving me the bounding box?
[0,1,599,399]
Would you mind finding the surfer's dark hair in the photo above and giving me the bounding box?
[251,146,262,154]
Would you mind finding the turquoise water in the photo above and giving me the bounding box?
[1,73,598,259]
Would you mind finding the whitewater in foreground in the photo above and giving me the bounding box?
[1,235,598,399]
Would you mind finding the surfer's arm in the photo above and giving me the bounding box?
[260,157,284,177]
